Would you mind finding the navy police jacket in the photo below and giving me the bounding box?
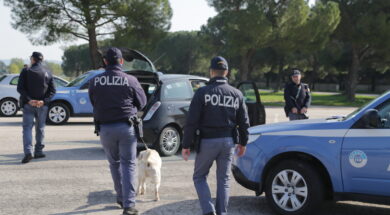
[17,62,56,107]
[182,77,250,149]
[284,82,311,116]
[88,64,147,124]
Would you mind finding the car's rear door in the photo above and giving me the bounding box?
[237,81,266,126]
[341,99,390,196]
[160,79,193,128]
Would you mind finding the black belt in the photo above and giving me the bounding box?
[201,127,234,139]
[100,118,129,125]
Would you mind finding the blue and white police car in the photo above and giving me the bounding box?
[233,92,390,214]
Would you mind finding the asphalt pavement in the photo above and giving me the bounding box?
[1,106,390,215]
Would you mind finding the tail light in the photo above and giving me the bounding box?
[143,101,161,121]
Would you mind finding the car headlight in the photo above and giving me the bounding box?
[248,134,261,144]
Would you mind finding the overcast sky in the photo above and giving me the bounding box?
[0,0,314,62]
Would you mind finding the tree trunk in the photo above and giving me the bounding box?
[274,57,284,92]
[87,27,102,69]
[346,46,360,101]
[311,54,320,91]
[239,49,256,81]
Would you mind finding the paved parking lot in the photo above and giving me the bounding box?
[1,106,390,215]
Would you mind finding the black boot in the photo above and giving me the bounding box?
[123,207,138,215]
[34,152,46,159]
[117,201,123,208]
[21,154,33,164]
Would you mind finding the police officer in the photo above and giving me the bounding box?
[284,69,311,121]
[182,56,250,215]
[17,52,56,164]
[88,47,146,215]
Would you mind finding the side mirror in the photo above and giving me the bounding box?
[360,109,381,128]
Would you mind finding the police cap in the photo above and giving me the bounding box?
[291,69,301,76]
[31,52,43,61]
[104,47,123,65]
[210,56,228,70]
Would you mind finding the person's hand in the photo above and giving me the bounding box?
[236,145,246,157]
[182,148,191,161]
[291,107,298,114]
[36,100,44,108]
[300,107,307,114]
[28,100,38,107]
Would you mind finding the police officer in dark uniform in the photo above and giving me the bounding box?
[89,47,146,215]
[284,69,311,121]
[182,56,250,215]
[17,52,56,164]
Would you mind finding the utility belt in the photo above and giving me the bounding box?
[194,127,239,153]
[94,116,143,139]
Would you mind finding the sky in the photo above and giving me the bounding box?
[0,0,314,63]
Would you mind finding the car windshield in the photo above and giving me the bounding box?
[0,75,6,83]
[66,73,89,87]
[343,92,386,121]
[123,59,154,72]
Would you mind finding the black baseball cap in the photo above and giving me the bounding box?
[103,47,123,64]
[291,69,301,76]
[210,56,228,70]
[31,52,43,61]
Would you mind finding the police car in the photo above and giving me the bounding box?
[233,92,390,214]
[49,48,267,156]
[0,73,68,116]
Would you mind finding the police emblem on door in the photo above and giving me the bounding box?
[349,150,368,168]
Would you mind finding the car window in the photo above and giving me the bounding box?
[10,76,19,85]
[163,80,192,100]
[67,73,89,87]
[238,83,257,103]
[80,82,89,90]
[190,80,207,93]
[375,99,390,128]
[54,78,68,87]
[0,75,6,83]
[123,59,154,73]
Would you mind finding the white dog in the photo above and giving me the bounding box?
[137,149,162,201]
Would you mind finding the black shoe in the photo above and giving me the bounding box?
[34,152,46,159]
[123,207,138,215]
[21,154,33,164]
[117,201,123,208]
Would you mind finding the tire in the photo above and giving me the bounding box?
[155,126,181,157]
[265,159,324,215]
[47,102,70,125]
[0,98,18,117]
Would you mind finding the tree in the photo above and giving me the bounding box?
[4,0,172,69]
[322,0,390,101]
[46,62,64,77]
[62,44,92,77]
[8,58,25,74]
[202,0,273,81]
[152,31,209,75]
[0,61,7,74]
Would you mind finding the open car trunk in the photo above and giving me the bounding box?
[106,48,160,118]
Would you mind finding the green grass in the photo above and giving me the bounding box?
[260,91,377,107]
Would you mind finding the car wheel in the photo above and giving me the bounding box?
[265,160,324,215]
[47,102,70,125]
[156,126,181,156]
[0,98,18,117]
